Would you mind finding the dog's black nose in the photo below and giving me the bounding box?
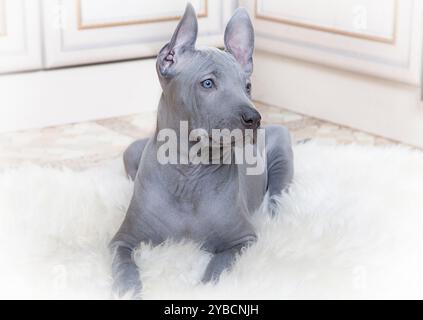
[241,109,262,129]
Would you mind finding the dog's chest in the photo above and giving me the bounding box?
[137,169,257,247]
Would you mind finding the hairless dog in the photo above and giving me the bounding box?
[110,3,294,298]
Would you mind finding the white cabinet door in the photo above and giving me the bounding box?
[0,0,42,74]
[42,0,237,68]
[243,0,422,85]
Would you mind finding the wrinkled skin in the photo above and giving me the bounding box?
[110,4,294,298]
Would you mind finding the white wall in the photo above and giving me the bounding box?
[253,51,423,148]
[0,59,161,133]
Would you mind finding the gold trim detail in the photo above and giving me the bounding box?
[255,0,397,44]
[0,0,7,37]
[77,0,208,30]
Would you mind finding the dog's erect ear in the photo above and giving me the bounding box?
[224,8,255,75]
[157,3,198,78]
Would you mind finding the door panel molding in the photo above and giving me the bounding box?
[255,0,397,44]
[42,0,237,68]
[242,0,422,85]
[77,0,209,30]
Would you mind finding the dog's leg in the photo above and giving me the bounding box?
[265,125,294,216]
[110,197,154,298]
[123,139,149,180]
[202,237,256,283]
[110,241,142,299]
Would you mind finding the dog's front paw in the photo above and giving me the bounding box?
[111,269,142,300]
[112,280,142,300]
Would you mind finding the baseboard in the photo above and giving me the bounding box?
[253,51,423,148]
[0,59,161,133]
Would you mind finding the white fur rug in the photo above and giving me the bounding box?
[1,143,423,299]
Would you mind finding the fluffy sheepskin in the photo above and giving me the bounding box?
[1,143,423,299]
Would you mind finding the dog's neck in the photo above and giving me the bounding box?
[154,93,236,170]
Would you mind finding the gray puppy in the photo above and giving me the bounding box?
[110,4,294,298]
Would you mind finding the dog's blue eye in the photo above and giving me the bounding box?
[201,79,214,89]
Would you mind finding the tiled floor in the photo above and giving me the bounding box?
[0,102,398,170]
